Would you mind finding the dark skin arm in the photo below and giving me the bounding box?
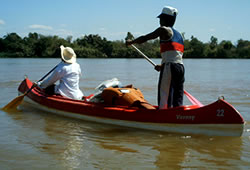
[126,26,173,72]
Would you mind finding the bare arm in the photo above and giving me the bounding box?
[126,27,173,72]
[126,26,173,45]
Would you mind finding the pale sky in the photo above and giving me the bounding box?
[1,0,249,43]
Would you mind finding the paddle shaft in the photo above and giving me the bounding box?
[25,63,59,95]
[130,44,203,106]
[2,63,59,110]
[38,64,59,82]
[131,44,156,67]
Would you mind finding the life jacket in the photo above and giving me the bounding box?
[160,28,184,64]
[101,87,155,109]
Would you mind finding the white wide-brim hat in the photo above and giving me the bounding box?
[60,45,76,64]
[157,6,178,18]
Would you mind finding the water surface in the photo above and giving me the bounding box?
[0,58,250,169]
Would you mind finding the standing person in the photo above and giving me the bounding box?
[126,6,185,109]
[38,45,84,100]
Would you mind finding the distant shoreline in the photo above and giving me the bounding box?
[1,32,249,59]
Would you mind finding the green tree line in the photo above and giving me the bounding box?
[0,32,249,58]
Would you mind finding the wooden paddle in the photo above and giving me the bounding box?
[2,63,59,111]
[130,44,203,106]
[131,44,156,67]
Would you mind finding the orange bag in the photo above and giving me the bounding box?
[102,87,155,109]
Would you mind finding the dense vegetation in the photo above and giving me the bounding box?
[0,32,249,58]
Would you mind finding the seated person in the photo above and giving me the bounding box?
[38,45,84,100]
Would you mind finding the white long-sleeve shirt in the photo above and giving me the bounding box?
[39,61,84,100]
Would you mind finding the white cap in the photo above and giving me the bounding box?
[157,6,178,18]
[60,45,76,64]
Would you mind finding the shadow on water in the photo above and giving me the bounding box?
[1,58,250,169]
[1,102,249,169]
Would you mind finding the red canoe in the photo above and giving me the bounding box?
[18,78,245,136]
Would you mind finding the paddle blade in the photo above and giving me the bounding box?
[2,94,25,111]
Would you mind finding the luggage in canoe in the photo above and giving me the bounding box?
[17,78,245,136]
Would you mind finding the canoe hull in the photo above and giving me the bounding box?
[18,78,245,136]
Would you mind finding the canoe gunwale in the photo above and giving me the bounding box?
[18,78,245,136]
